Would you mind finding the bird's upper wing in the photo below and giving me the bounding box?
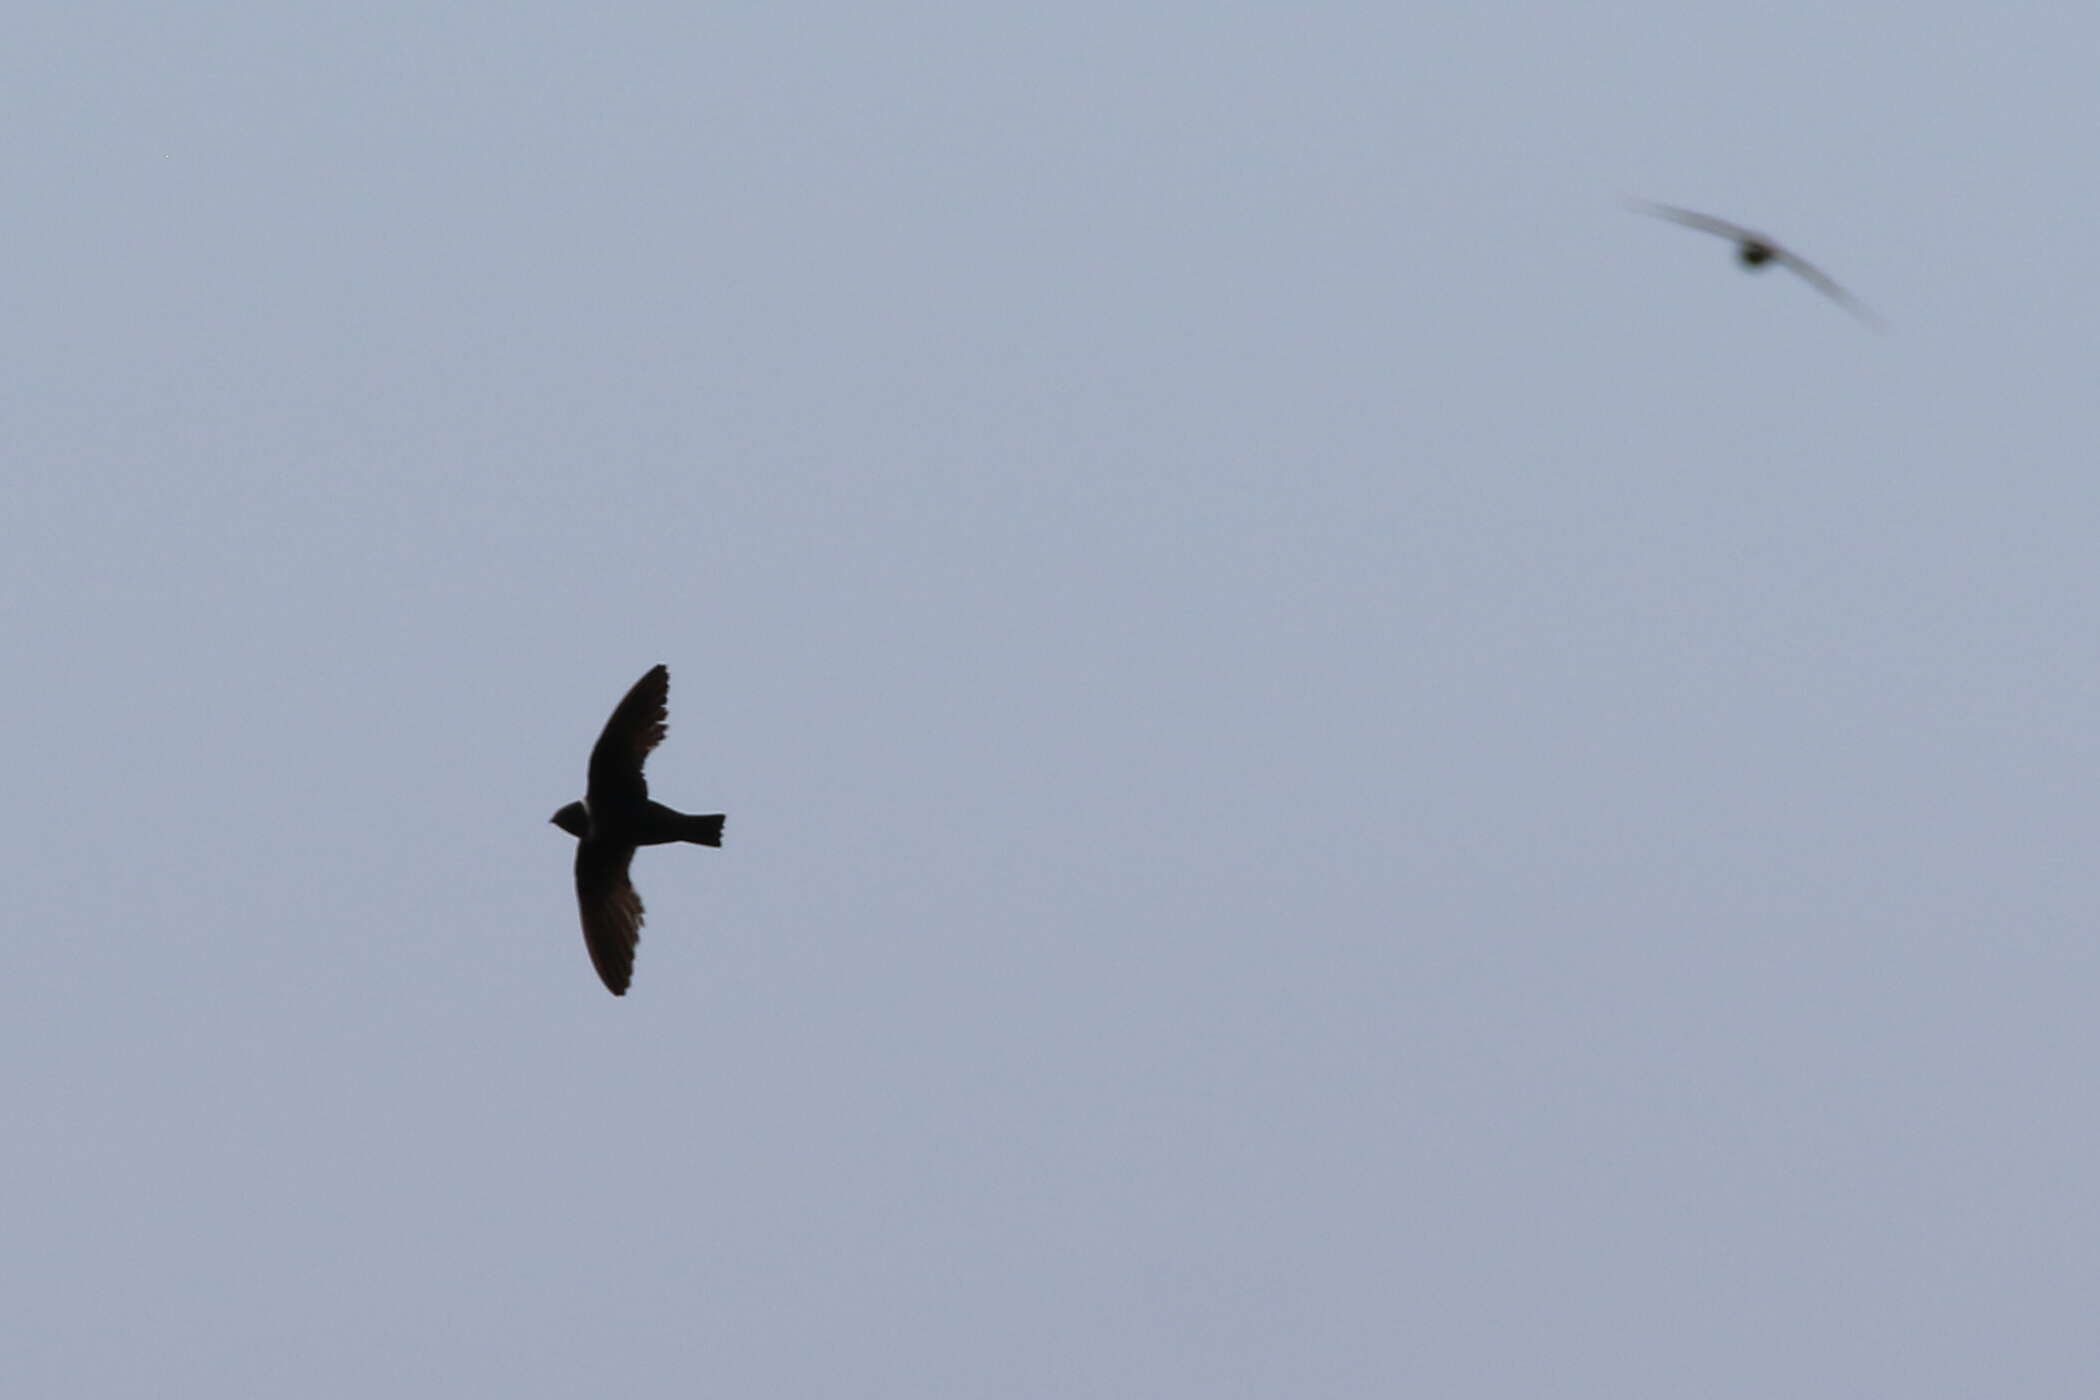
[587,664,670,807]
[575,839,644,996]
[1628,200,1761,244]
[1773,249,1886,330]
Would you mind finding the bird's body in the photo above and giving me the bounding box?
[551,797,721,849]
[551,665,725,996]
[1630,200,1882,329]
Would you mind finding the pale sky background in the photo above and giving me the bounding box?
[7,3,2099,1395]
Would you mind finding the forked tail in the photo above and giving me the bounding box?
[685,813,727,847]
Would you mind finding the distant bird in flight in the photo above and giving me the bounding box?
[551,664,725,995]
[1630,200,1883,329]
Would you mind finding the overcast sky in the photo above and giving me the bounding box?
[8,3,2099,1395]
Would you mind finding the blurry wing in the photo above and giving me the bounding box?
[587,664,669,807]
[575,840,644,996]
[1628,200,1760,244]
[1774,249,1886,330]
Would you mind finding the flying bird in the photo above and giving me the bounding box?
[1630,200,1883,329]
[551,664,725,995]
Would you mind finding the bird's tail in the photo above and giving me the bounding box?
[684,813,727,847]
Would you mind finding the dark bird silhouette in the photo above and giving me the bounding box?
[1630,200,1883,329]
[551,665,725,995]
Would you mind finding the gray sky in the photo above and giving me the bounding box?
[8,3,2099,1395]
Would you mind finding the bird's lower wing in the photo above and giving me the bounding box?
[1777,252,1885,329]
[575,841,645,995]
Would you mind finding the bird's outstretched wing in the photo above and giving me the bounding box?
[1628,200,1762,244]
[575,840,644,996]
[587,664,669,807]
[1772,249,1885,330]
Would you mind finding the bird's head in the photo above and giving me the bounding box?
[1737,241,1776,268]
[550,801,591,838]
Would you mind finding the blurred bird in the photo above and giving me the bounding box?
[551,665,725,995]
[1630,200,1883,329]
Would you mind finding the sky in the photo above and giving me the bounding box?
[7,2,2100,1395]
